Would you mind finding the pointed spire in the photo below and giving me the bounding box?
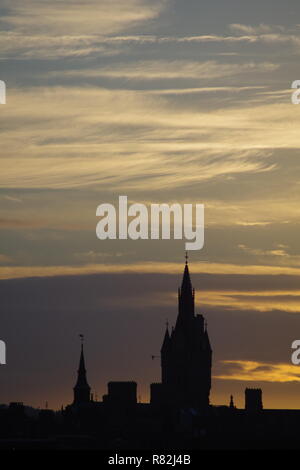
[76,335,88,386]
[230,395,235,409]
[176,253,195,327]
[181,252,192,291]
[73,335,91,405]
[78,342,86,376]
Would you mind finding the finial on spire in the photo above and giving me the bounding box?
[185,251,188,265]
[79,333,84,349]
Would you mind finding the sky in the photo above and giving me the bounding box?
[1,0,300,410]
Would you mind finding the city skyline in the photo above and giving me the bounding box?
[1,0,300,410]
[1,257,300,410]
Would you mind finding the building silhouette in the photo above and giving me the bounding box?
[2,257,300,449]
[245,388,263,413]
[151,257,212,411]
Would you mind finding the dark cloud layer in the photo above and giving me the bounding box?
[1,271,300,408]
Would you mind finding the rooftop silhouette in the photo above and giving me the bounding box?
[0,258,300,450]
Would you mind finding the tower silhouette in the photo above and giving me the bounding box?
[73,335,91,405]
[160,256,212,410]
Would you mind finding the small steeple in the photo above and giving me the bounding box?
[230,395,235,409]
[78,343,86,378]
[73,334,91,405]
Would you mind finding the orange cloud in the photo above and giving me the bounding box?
[215,360,300,383]
[2,261,300,280]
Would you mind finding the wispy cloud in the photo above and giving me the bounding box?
[57,60,278,80]
[1,0,164,35]
[229,23,285,34]
[215,360,300,383]
[2,261,300,280]
[0,0,166,58]
[3,195,23,203]
[199,289,300,313]
[0,32,122,59]
[0,85,285,190]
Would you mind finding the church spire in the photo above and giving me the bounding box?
[158,254,212,411]
[78,343,87,381]
[73,335,91,405]
[176,253,195,327]
[181,252,192,291]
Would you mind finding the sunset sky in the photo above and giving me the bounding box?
[1,0,300,410]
